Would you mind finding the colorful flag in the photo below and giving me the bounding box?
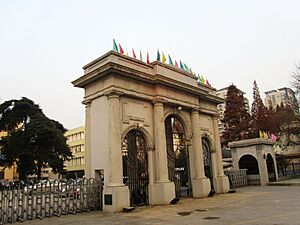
[113,39,119,53]
[259,130,263,138]
[190,67,193,74]
[118,43,124,54]
[180,61,184,69]
[162,52,167,63]
[183,63,190,72]
[147,52,150,64]
[157,50,161,61]
[175,60,179,67]
[267,132,271,139]
[200,75,205,84]
[271,134,278,141]
[132,48,136,58]
[168,55,173,65]
[140,50,143,61]
[206,79,211,86]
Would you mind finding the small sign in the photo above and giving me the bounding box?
[104,194,112,205]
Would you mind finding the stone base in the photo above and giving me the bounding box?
[148,181,175,205]
[191,177,211,198]
[214,175,230,194]
[103,185,130,212]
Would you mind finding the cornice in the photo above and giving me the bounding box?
[73,51,223,104]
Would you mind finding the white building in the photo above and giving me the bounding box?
[264,87,299,114]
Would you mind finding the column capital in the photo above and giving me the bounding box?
[211,113,218,119]
[191,108,200,114]
[105,90,124,99]
[83,99,92,107]
[152,97,167,105]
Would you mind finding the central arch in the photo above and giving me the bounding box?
[122,129,149,206]
[165,115,191,197]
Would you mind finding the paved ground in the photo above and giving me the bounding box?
[21,183,300,225]
[269,177,300,186]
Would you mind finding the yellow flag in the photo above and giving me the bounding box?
[162,52,166,63]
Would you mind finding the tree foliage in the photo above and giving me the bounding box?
[222,84,252,145]
[274,103,298,131]
[0,97,72,180]
[273,103,299,148]
[251,80,276,136]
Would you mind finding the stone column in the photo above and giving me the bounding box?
[84,100,91,178]
[147,147,155,185]
[148,98,175,205]
[153,100,169,182]
[103,91,129,212]
[212,115,229,193]
[190,109,211,197]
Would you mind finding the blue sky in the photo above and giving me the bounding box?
[1,0,299,129]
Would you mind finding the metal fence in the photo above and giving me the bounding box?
[0,178,102,224]
[278,162,300,177]
[246,174,261,185]
[224,169,248,189]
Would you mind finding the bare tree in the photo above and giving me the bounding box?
[292,63,300,95]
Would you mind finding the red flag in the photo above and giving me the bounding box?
[147,52,150,64]
[119,43,124,54]
[132,48,136,58]
[175,60,179,67]
[206,79,211,86]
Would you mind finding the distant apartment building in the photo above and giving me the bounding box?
[64,126,85,179]
[0,131,18,181]
[216,87,250,135]
[264,87,299,114]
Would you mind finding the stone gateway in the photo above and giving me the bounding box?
[72,51,229,212]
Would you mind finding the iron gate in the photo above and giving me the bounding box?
[165,116,191,197]
[202,137,214,190]
[122,129,149,206]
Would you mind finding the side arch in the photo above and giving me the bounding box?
[238,154,259,175]
[121,124,154,150]
[122,128,149,206]
[266,153,276,182]
[201,136,214,187]
[201,132,215,152]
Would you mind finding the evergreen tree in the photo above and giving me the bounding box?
[222,84,252,145]
[251,80,275,136]
[0,97,72,180]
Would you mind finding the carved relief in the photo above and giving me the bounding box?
[122,99,150,126]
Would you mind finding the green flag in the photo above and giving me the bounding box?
[168,55,173,65]
[183,63,190,72]
[113,39,119,53]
